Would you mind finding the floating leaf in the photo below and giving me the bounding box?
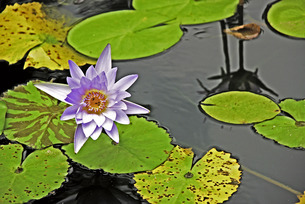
[67,10,183,59]
[2,81,75,149]
[134,146,241,204]
[296,191,305,204]
[132,0,239,25]
[0,2,95,69]
[254,99,305,148]
[62,116,173,173]
[200,91,280,124]
[278,99,305,121]
[224,23,261,40]
[267,0,305,38]
[0,101,7,134]
[0,144,69,203]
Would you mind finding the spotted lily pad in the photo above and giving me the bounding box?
[254,99,305,148]
[267,0,305,38]
[134,146,241,203]
[0,144,69,203]
[0,101,7,134]
[200,91,280,124]
[67,10,183,59]
[132,0,239,25]
[0,2,95,69]
[2,81,75,149]
[62,116,173,173]
[296,191,305,204]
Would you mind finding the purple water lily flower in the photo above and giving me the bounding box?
[34,44,149,153]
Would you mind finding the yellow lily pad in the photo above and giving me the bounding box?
[296,191,305,204]
[0,2,95,70]
[134,146,241,203]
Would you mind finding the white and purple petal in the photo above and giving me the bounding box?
[95,44,112,74]
[80,77,92,91]
[85,65,98,80]
[67,77,80,89]
[107,90,131,102]
[91,73,107,91]
[82,111,95,124]
[34,82,71,104]
[61,104,79,120]
[108,101,127,110]
[103,109,117,121]
[114,109,130,124]
[65,89,84,105]
[82,120,97,137]
[74,125,89,153]
[69,60,84,80]
[90,126,103,140]
[105,124,119,143]
[112,74,138,91]
[102,118,114,131]
[106,67,117,88]
[93,114,106,127]
[115,91,131,101]
[123,100,150,114]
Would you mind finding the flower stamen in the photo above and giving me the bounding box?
[83,90,108,114]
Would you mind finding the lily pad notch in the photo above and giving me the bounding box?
[67,10,183,60]
[254,99,305,149]
[134,146,242,204]
[67,0,240,60]
[0,144,69,203]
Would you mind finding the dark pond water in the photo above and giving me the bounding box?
[1,0,305,203]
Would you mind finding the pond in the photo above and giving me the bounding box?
[0,0,304,203]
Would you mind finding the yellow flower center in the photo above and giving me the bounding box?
[83,90,108,114]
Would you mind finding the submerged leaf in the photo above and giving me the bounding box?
[254,99,305,148]
[200,91,280,124]
[224,23,261,40]
[67,10,183,60]
[62,116,173,173]
[267,0,305,38]
[0,2,95,69]
[0,144,69,203]
[134,146,241,204]
[132,0,239,25]
[2,81,75,149]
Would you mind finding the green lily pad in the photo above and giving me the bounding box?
[0,101,7,134]
[200,91,280,124]
[134,146,241,204]
[132,0,239,25]
[67,10,183,60]
[62,116,173,173]
[0,144,69,203]
[254,99,305,148]
[2,81,75,149]
[0,2,95,70]
[267,0,305,38]
[278,99,305,121]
